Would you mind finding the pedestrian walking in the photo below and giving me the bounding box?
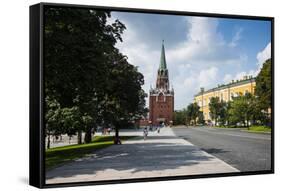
[143,127,148,140]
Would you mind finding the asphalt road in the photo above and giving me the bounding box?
[172,126,272,172]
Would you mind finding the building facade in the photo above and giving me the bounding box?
[149,41,174,126]
[194,76,256,122]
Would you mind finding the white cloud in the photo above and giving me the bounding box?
[229,27,243,47]
[168,17,225,63]
[226,42,271,83]
[116,21,158,81]
[183,77,195,87]
[187,17,223,45]
[114,21,160,107]
[234,71,248,80]
[112,14,265,109]
[223,74,233,83]
[198,67,218,87]
[257,42,271,70]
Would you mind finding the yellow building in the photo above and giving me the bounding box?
[194,76,256,122]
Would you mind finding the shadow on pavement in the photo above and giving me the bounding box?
[46,141,214,180]
[200,148,229,154]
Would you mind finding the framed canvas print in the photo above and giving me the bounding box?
[29,2,274,188]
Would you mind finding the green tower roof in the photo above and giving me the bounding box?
[159,40,167,71]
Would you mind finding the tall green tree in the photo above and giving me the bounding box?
[192,103,200,125]
[218,101,228,126]
[102,56,146,143]
[228,93,255,127]
[185,107,192,125]
[44,8,128,144]
[173,109,187,125]
[255,58,272,126]
[45,96,63,149]
[45,8,125,106]
[60,106,83,144]
[208,97,228,126]
[186,102,200,125]
[255,59,272,109]
[198,111,205,125]
[209,97,221,126]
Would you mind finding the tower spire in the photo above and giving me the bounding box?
[159,40,167,70]
[156,40,169,90]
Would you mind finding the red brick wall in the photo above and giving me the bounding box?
[138,119,149,126]
[149,94,174,125]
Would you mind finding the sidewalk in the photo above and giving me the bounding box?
[46,127,239,184]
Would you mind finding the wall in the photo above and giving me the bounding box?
[195,80,256,121]
[149,94,174,125]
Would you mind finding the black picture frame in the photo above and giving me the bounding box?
[30,2,274,188]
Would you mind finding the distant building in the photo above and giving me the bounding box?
[194,76,256,122]
[149,41,174,126]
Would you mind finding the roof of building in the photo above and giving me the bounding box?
[194,77,256,97]
[159,40,167,71]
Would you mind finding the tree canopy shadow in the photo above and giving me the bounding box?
[46,140,216,181]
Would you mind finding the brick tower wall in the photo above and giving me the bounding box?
[149,94,174,126]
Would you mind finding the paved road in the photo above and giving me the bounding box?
[46,127,238,184]
[172,126,272,172]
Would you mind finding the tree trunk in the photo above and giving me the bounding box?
[215,118,217,126]
[47,135,50,149]
[114,124,120,144]
[84,126,92,144]
[246,118,250,129]
[77,130,82,144]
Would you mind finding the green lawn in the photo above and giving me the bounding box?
[45,136,136,170]
[206,125,236,129]
[211,125,271,133]
[247,126,271,133]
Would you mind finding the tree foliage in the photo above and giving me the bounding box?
[209,97,227,126]
[255,59,272,109]
[44,7,146,145]
[173,103,201,126]
[197,111,205,125]
[173,109,187,125]
[186,102,200,125]
[228,93,265,127]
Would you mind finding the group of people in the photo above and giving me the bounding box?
[102,127,112,135]
[143,125,162,140]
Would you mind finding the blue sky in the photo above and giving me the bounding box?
[109,12,271,110]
